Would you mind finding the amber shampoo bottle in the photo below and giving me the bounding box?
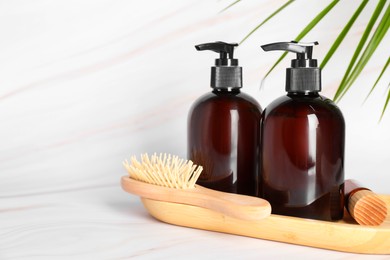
[260,41,345,221]
[188,42,262,196]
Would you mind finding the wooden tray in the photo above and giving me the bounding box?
[140,195,390,254]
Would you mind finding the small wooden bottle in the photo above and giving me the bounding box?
[345,179,387,226]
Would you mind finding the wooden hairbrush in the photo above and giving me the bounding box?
[121,153,271,221]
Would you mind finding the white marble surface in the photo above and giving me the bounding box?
[1,0,389,259]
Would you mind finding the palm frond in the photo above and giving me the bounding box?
[220,0,242,13]
[334,3,390,102]
[364,57,390,103]
[263,0,339,79]
[320,0,369,69]
[380,86,390,121]
[333,0,388,101]
[240,0,295,44]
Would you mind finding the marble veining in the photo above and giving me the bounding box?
[0,0,389,259]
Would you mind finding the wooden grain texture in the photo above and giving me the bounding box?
[141,195,390,254]
[121,176,271,221]
[348,190,388,226]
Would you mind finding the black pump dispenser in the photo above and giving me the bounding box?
[195,41,242,89]
[259,40,345,221]
[188,41,262,196]
[261,41,321,93]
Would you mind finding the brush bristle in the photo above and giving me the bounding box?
[123,153,203,189]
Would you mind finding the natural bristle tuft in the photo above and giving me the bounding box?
[123,153,203,189]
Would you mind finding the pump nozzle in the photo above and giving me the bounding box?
[261,41,318,67]
[195,41,238,60]
[195,41,242,89]
[261,41,321,92]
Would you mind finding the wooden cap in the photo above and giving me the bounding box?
[348,190,388,226]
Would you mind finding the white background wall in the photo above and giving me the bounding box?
[1,0,389,198]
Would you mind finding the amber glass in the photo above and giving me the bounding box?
[188,88,262,196]
[260,92,345,221]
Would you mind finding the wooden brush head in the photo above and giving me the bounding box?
[123,153,203,189]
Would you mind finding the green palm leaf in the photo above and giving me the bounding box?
[320,0,368,69]
[240,0,295,44]
[220,0,242,13]
[380,86,390,121]
[364,57,390,103]
[231,0,390,117]
[333,0,387,101]
[334,3,390,102]
[263,0,339,79]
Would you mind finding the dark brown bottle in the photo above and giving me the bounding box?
[260,41,345,221]
[188,42,262,196]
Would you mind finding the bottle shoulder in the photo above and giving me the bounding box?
[264,94,344,120]
[190,90,262,112]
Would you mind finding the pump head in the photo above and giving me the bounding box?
[195,41,238,66]
[261,41,321,93]
[196,41,242,89]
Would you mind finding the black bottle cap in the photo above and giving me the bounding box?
[195,41,242,89]
[261,41,321,93]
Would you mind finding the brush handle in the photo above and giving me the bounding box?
[345,179,387,226]
[121,176,271,221]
